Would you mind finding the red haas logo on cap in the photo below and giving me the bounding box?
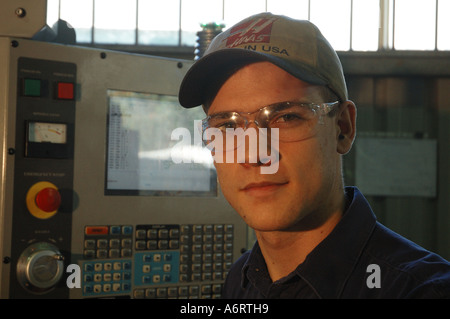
[226,17,277,48]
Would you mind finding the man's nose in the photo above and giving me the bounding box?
[237,125,274,167]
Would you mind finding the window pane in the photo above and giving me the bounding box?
[44,0,450,52]
[351,0,379,51]
[60,0,93,43]
[394,0,436,50]
[181,0,223,46]
[267,0,309,20]
[224,0,266,27]
[94,0,137,44]
[46,0,60,27]
[310,0,351,51]
[437,0,450,50]
[138,0,180,45]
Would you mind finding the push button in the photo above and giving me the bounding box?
[85,226,109,235]
[35,187,61,212]
[57,82,75,100]
[26,181,61,219]
[23,78,41,97]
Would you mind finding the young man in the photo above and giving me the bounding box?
[178,12,450,298]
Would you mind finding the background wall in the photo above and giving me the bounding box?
[340,52,450,260]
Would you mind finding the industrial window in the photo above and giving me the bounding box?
[46,0,450,51]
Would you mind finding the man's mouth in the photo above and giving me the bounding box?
[241,181,288,196]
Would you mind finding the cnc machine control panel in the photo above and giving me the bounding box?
[0,38,248,299]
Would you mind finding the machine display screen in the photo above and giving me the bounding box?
[105,90,216,196]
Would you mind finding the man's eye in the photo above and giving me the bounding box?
[272,112,305,124]
[281,113,302,122]
[216,121,239,130]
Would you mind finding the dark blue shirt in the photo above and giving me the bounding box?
[222,187,450,298]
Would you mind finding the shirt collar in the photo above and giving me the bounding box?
[240,186,377,298]
[239,244,268,296]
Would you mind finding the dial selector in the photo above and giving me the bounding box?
[16,242,65,294]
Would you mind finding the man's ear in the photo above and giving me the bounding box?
[336,101,357,155]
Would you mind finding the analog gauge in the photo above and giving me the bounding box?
[28,122,67,144]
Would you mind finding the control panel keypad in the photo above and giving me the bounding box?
[82,260,132,297]
[133,223,234,299]
[83,225,133,259]
[178,224,234,284]
[135,224,180,251]
[133,283,224,299]
[80,223,234,298]
[134,251,180,286]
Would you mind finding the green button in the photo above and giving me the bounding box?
[24,79,41,97]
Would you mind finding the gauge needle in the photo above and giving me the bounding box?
[48,129,61,135]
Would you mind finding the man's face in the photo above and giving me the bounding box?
[208,62,346,232]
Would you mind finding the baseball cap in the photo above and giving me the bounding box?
[178,12,348,108]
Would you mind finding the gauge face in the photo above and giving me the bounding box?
[28,122,67,144]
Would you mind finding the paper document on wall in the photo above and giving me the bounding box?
[355,138,437,197]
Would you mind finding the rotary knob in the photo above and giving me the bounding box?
[16,242,65,294]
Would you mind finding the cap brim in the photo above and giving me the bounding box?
[179,48,328,108]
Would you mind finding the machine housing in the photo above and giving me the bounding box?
[0,37,248,299]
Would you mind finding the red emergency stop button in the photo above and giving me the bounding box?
[35,187,61,212]
[26,182,61,219]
